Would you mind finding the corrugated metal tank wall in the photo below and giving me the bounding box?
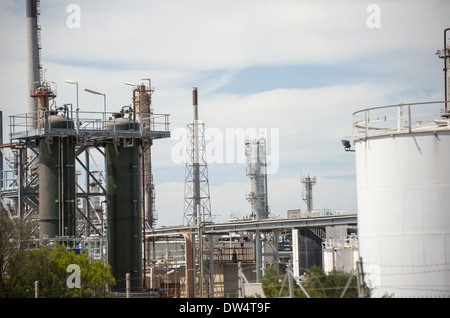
[355,130,450,297]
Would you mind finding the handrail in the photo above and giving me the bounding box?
[353,101,450,140]
[9,109,170,139]
[352,100,447,116]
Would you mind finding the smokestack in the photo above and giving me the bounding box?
[183,87,212,225]
[192,87,198,106]
[26,0,41,120]
[192,87,198,121]
[192,87,200,224]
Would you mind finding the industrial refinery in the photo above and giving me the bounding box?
[1,1,449,299]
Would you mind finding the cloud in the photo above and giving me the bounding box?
[30,0,449,71]
[1,0,449,229]
[155,168,358,226]
[152,80,418,226]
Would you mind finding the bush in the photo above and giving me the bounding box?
[11,245,115,298]
[262,265,363,298]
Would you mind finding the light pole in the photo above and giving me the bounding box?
[84,88,106,123]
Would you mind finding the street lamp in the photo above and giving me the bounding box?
[341,139,355,152]
[84,88,106,122]
[100,200,107,237]
[65,80,79,110]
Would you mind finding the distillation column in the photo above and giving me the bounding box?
[245,138,269,220]
[105,110,142,291]
[133,82,155,228]
[301,175,316,214]
[245,137,269,283]
[35,84,76,238]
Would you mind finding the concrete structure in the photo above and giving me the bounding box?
[322,226,358,274]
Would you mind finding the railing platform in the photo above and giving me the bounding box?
[9,110,170,141]
[353,101,450,141]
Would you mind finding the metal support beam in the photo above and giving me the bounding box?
[146,214,357,237]
[255,229,261,283]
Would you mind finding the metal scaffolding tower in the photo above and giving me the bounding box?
[183,87,211,226]
[181,87,214,298]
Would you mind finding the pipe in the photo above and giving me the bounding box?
[0,112,3,190]
[192,87,200,225]
[255,229,261,283]
[183,232,194,297]
[444,28,450,113]
[142,152,146,288]
[126,273,130,298]
[192,87,198,111]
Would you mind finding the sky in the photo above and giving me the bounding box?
[0,0,449,227]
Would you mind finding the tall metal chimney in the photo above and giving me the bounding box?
[26,0,41,122]
[192,87,200,224]
[192,87,198,121]
[183,87,211,226]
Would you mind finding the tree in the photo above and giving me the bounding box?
[0,211,30,297]
[13,244,116,298]
[262,266,304,298]
[262,265,365,298]
[1,208,115,298]
[301,266,361,298]
[261,266,278,297]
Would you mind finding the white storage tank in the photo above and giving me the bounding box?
[353,102,450,297]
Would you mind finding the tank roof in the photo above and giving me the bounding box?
[353,101,450,141]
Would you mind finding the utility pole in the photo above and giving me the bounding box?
[356,257,366,298]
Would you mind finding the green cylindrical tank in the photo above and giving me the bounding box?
[38,113,76,238]
[105,113,143,291]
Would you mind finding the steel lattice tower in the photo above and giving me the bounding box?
[183,87,211,226]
